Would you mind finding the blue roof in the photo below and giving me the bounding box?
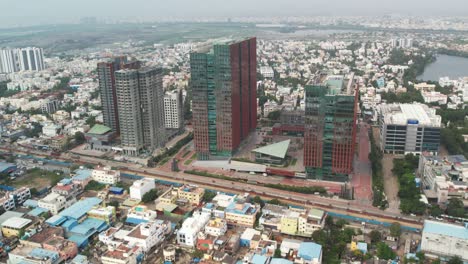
[357,242,368,253]
[28,248,60,262]
[68,234,89,248]
[27,207,48,217]
[23,199,38,208]
[70,218,108,237]
[298,242,322,261]
[59,197,102,220]
[72,254,88,264]
[45,215,67,226]
[109,186,123,192]
[423,220,468,240]
[270,259,293,264]
[62,219,78,231]
[72,169,92,181]
[0,162,16,173]
[126,217,148,225]
[251,254,268,264]
[59,178,73,185]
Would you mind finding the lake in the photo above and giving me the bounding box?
[417,54,468,81]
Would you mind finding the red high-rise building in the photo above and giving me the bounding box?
[191,38,257,160]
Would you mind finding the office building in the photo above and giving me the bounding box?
[421,220,468,261]
[164,90,184,130]
[0,47,45,73]
[304,73,358,182]
[378,103,441,155]
[190,37,257,160]
[115,67,166,156]
[97,57,140,133]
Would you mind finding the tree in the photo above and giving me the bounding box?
[335,219,348,228]
[376,242,396,260]
[390,222,401,238]
[274,248,281,258]
[369,230,382,243]
[448,256,463,264]
[202,191,216,202]
[429,205,443,217]
[447,198,466,218]
[251,196,265,207]
[141,189,158,203]
[192,249,204,259]
[86,116,97,127]
[74,132,86,145]
[267,110,281,121]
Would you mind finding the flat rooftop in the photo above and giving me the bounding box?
[380,103,441,127]
[423,220,468,240]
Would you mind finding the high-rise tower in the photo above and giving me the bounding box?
[97,57,140,133]
[190,38,257,160]
[115,67,166,156]
[304,72,358,182]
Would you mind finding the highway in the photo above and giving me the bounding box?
[0,145,423,230]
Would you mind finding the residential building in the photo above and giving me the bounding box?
[177,185,204,205]
[42,235,79,261]
[304,73,358,181]
[204,218,228,237]
[129,178,156,201]
[101,244,142,264]
[115,67,166,156]
[87,206,116,224]
[126,205,157,225]
[8,247,60,264]
[38,192,75,215]
[191,38,257,160]
[91,166,120,185]
[260,66,274,78]
[97,57,140,133]
[421,220,468,262]
[414,82,436,92]
[164,90,184,130]
[124,220,170,252]
[298,242,323,264]
[225,201,259,228]
[378,103,441,155]
[41,100,60,114]
[0,47,45,73]
[0,187,31,211]
[422,91,448,105]
[177,211,210,247]
[417,154,467,203]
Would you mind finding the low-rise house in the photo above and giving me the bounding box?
[91,166,120,185]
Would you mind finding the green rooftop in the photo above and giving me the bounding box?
[87,124,112,135]
[308,208,325,219]
[252,139,291,159]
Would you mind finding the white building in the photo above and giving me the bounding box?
[38,192,75,215]
[129,178,155,201]
[0,47,45,73]
[42,124,62,137]
[0,187,31,211]
[260,66,274,78]
[124,220,169,252]
[204,218,228,237]
[163,90,184,129]
[422,91,448,105]
[101,245,142,264]
[91,166,120,185]
[414,82,436,92]
[378,103,441,155]
[177,211,210,247]
[421,220,468,261]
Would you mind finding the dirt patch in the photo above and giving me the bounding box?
[382,154,400,213]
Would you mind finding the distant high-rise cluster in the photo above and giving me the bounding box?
[97,57,166,156]
[0,47,45,73]
[190,38,257,160]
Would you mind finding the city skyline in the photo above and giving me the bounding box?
[2,0,468,27]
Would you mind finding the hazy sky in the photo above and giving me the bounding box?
[1,0,468,27]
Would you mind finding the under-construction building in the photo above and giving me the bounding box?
[190,38,257,160]
[304,73,358,182]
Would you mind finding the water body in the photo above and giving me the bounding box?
[417,54,468,81]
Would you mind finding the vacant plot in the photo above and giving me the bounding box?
[12,168,65,190]
[382,154,400,213]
